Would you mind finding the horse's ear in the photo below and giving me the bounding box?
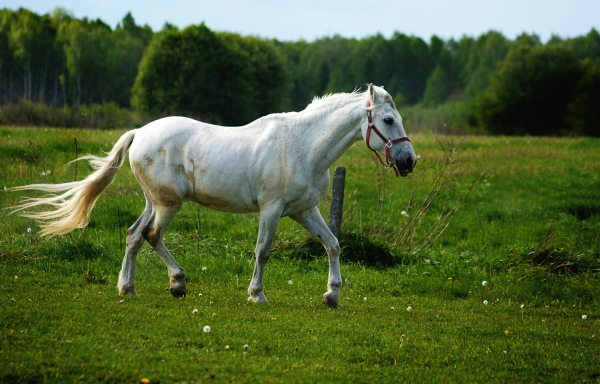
[368,83,382,104]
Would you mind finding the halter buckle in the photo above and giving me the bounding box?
[385,141,393,149]
[383,163,391,170]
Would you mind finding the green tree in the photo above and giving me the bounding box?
[477,45,581,135]
[218,32,290,116]
[132,24,257,125]
[421,65,450,106]
[567,58,600,136]
[463,31,511,96]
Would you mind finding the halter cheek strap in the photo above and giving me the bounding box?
[365,100,410,177]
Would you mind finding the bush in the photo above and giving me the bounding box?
[0,99,145,128]
[477,45,581,135]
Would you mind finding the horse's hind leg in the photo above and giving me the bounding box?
[118,194,153,296]
[141,204,187,297]
[290,206,341,308]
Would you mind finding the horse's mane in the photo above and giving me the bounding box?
[304,86,396,111]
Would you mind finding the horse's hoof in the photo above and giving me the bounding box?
[322,292,339,308]
[118,286,138,297]
[170,287,186,298]
[248,293,268,303]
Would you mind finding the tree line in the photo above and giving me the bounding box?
[0,7,599,135]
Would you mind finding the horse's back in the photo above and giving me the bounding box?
[129,116,261,212]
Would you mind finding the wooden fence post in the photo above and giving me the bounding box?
[328,166,346,238]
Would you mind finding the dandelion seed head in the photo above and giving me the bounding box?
[202,267,207,271]
[401,210,407,216]
[199,293,203,296]
[482,281,487,286]
[520,304,525,309]
[407,306,412,311]
[288,280,293,285]
[483,300,488,305]
[364,297,367,301]
[192,309,198,314]
[203,325,211,333]
[582,315,587,320]
[27,228,32,233]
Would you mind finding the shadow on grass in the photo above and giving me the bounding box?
[284,231,416,268]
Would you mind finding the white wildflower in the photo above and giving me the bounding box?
[192,309,198,314]
[203,325,211,333]
[27,228,32,233]
[483,300,488,305]
[401,211,408,216]
[482,281,487,286]
[198,293,203,296]
[520,304,525,309]
[14,275,18,279]
[243,344,248,350]
[391,307,395,310]
[288,280,293,285]
[225,345,230,350]
[407,306,412,311]
[582,315,587,320]
[202,267,207,271]
[364,297,367,301]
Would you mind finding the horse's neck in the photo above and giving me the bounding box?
[302,97,365,174]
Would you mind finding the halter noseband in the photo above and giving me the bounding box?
[365,100,410,177]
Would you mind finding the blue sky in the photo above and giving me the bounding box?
[4,0,599,42]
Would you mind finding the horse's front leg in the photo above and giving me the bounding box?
[248,204,283,303]
[290,206,341,308]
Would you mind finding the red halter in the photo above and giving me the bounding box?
[365,100,410,177]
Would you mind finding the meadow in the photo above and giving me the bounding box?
[1,127,599,383]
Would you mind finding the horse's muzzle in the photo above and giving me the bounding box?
[395,155,417,177]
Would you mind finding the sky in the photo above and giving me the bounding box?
[3,0,599,42]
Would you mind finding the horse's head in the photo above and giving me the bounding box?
[361,84,417,177]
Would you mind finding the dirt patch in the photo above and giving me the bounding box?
[194,191,230,208]
[132,160,182,208]
[143,154,154,167]
[141,224,161,247]
[157,186,181,207]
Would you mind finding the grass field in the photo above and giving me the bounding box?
[1,127,599,383]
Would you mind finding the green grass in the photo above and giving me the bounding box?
[1,127,599,383]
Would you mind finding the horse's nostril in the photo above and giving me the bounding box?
[406,156,414,168]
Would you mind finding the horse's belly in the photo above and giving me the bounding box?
[188,175,258,213]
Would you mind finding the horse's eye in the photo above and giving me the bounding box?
[383,117,394,125]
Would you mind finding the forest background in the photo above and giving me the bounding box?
[0,7,599,136]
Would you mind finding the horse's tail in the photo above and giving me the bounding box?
[9,129,137,237]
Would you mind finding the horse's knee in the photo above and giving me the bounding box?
[327,237,340,257]
[255,246,271,262]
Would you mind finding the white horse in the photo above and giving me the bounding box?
[11,84,416,308]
